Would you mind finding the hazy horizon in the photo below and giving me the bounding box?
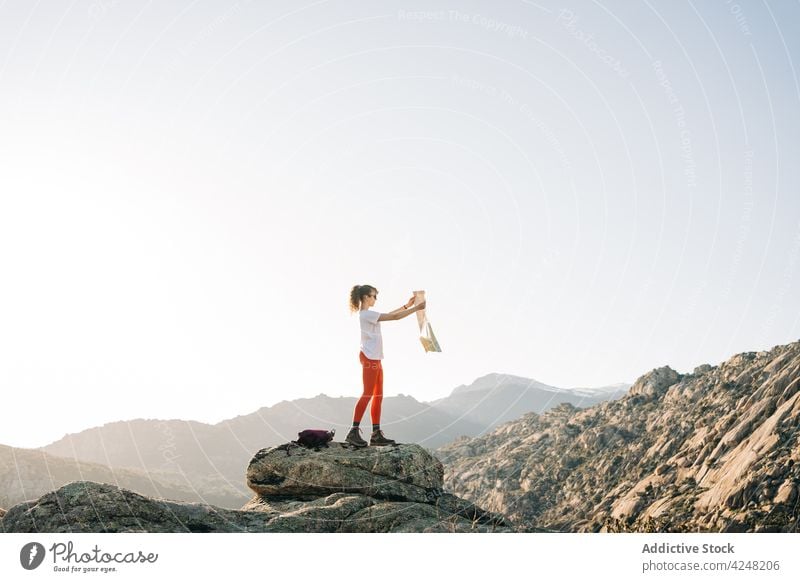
[1,0,799,448]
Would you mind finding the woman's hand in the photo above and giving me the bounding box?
[405,295,416,309]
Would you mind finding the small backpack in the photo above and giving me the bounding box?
[292,428,335,450]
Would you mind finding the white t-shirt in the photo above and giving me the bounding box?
[359,309,383,360]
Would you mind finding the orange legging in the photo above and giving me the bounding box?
[353,350,383,425]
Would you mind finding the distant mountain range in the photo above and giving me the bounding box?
[0,373,628,510]
[429,373,628,433]
[0,444,243,510]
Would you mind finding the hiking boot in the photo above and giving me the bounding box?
[369,429,396,446]
[345,427,368,447]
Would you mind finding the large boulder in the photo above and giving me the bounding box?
[628,366,681,398]
[241,441,511,532]
[246,442,443,502]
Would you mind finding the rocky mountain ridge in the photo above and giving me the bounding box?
[1,443,512,533]
[437,340,800,532]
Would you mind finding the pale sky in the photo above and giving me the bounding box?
[1,0,798,448]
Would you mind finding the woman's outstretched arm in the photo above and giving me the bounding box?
[378,301,426,322]
[386,295,416,316]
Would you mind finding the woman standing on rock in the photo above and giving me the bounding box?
[345,284,426,447]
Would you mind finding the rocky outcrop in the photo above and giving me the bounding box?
[2,443,512,532]
[1,481,271,533]
[438,340,800,532]
[247,442,444,502]
[628,366,681,399]
[243,442,511,532]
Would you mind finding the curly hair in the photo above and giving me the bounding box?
[349,284,377,313]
